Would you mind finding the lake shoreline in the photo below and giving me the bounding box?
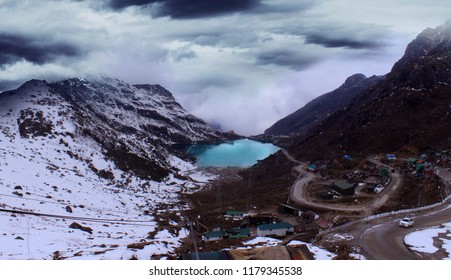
[181,139,280,168]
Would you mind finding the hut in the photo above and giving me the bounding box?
[332,181,356,196]
[256,222,294,237]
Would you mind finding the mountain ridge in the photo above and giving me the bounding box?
[1,77,229,181]
[264,73,382,136]
[282,21,451,160]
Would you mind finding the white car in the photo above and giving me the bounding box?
[399,218,414,228]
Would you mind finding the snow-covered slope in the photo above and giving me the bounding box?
[0,77,223,259]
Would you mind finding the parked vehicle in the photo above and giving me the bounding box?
[399,217,414,228]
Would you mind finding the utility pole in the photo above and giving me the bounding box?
[188,220,199,260]
[247,168,252,189]
[216,183,222,206]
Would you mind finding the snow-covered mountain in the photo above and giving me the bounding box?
[0,77,227,259]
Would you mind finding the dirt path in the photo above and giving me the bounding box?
[283,151,403,215]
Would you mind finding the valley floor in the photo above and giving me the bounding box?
[180,150,451,260]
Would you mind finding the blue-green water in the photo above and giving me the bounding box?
[184,139,280,167]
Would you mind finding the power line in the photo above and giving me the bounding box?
[0,192,147,216]
[0,208,156,226]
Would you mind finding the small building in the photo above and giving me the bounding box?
[225,211,245,219]
[419,154,429,161]
[332,181,356,196]
[386,154,397,160]
[203,228,251,241]
[278,203,302,216]
[380,167,389,177]
[202,230,225,241]
[225,228,251,239]
[408,158,418,167]
[257,222,294,237]
[308,164,318,172]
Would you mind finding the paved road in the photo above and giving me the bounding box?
[359,166,451,259]
[359,201,451,259]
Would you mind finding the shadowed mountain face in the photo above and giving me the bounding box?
[264,73,382,136]
[271,21,451,160]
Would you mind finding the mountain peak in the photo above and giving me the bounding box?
[133,84,174,99]
[343,73,367,87]
[392,21,451,73]
[264,73,379,136]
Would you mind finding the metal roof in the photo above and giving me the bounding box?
[333,181,354,190]
[225,211,245,216]
[203,230,224,239]
[257,222,293,231]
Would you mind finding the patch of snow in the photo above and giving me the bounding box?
[287,240,336,260]
[349,253,367,260]
[404,222,451,257]
[169,156,196,172]
[332,233,354,241]
[243,237,281,247]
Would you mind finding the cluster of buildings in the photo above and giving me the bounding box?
[405,154,437,177]
[202,211,296,242]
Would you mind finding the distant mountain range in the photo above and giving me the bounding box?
[266,21,451,160]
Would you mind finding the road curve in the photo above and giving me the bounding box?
[283,150,451,259]
[360,202,451,259]
[317,167,451,260]
[284,152,403,215]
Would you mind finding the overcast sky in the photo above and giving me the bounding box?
[1,0,450,135]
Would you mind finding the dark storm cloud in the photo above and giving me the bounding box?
[303,33,385,49]
[108,0,262,18]
[256,50,320,70]
[108,0,157,9]
[290,23,392,50]
[0,33,81,65]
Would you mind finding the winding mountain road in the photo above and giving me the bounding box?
[282,149,451,259]
[285,151,403,215]
[358,167,451,259]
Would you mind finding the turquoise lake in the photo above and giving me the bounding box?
[184,139,280,167]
